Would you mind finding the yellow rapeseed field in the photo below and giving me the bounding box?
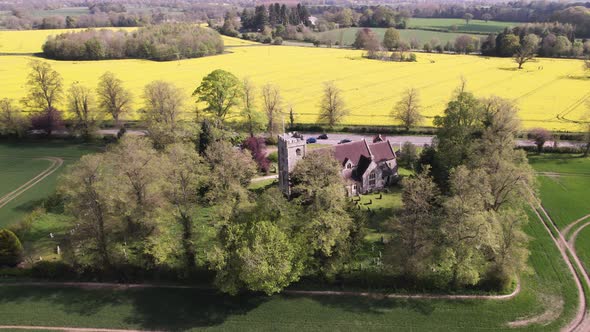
[0,29,588,131]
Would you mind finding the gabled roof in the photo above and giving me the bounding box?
[368,141,396,162]
[333,140,371,167]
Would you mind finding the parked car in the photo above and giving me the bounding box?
[338,139,352,144]
[317,134,328,139]
[306,137,317,144]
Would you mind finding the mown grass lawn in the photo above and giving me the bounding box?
[407,18,518,34]
[0,157,51,198]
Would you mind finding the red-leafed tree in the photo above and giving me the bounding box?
[242,136,270,173]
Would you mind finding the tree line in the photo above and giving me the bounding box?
[42,24,224,61]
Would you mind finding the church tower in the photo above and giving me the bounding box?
[277,133,306,196]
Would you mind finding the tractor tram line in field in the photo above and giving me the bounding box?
[0,157,63,210]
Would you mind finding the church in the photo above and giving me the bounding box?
[278,133,398,196]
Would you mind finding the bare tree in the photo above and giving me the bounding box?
[142,80,186,148]
[261,84,282,137]
[0,98,29,137]
[482,13,493,23]
[97,71,132,127]
[514,34,540,69]
[392,88,423,131]
[463,13,473,24]
[23,60,64,136]
[68,82,100,139]
[22,60,63,112]
[241,77,265,137]
[318,81,348,129]
[529,128,551,153]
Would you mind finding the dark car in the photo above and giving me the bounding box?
[306,137,317,144]
[317,134,328,139]
[338,139,352,144]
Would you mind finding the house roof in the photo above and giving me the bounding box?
[369,141,396,162]
[333,140,371,167]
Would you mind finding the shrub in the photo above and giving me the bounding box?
[0,229,24,267]
[31,261,76,280]
[273,37,283,45]
[267,151,279,163]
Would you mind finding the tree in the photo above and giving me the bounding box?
[261,84,282,137]
[530,128,551,153]
[463,13,473,25]
[193,69,242,127]
[242,136,270,173]
[204,140,257,216]
[161,143,208,271]
[67,82,100,139]
[382,27,400,51]
[392,88,423,131]
[482,13,493,23]
[584,57,590,75]
[209,218,301,295]
[97,71,133,128]
[241,78,265,137]
[398,141,419,170]
[23,60,64,136]
[23,60,63,112]
[0,98,29,137]
[290,151,353,271]
[318,81,348,129]
[59,154,116,267]
[514,34,540,69]
[0,229,23,267]
[142,80,189,149]
[388,169,440,277]
[353,28,376,49]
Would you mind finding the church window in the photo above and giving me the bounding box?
[369,171,376,186]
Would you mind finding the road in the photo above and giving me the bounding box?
[299,132,584,149]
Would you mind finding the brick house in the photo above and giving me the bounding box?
[278,133,398,196]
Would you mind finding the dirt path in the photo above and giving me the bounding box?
[0,157,63,210]
[563,214,590,240]
[251,174,278,183]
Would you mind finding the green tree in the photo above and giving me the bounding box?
[388,169,440,277]
[209,219,302,295]
[161,143,208,271]
[0,229,23,267]
[193,69,243,127]
[205,140,257,218]
[0,98,29,137]
[383,27,400,51]
[59,154,117,267]
[392,88,423,131]
[397,141,419,170]
[318,81,348,129]
[463,13,473,24]
[514,34,540,69]
[97,71,133,128]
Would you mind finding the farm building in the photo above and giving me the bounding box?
[278,133,398,196]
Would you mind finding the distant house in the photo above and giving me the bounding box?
[278,133,398,196]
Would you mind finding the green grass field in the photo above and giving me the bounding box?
[407,18,518,34]
[0,141,102,227]
[318,27,480,47]
[529,154,590,230]
[0,203,578,331]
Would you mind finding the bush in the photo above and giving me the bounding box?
[31,261,77,280]
[267,151,278,163]
[0,229,24,267]
[273,37,283,45]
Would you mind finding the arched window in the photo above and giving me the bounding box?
[295,148,302,156]
[346,162,352,169]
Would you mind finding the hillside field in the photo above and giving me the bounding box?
[0,29,588,130]
[407,18,518,34]
[318,27,481,46]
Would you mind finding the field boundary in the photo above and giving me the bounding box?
[0,157,63,210]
